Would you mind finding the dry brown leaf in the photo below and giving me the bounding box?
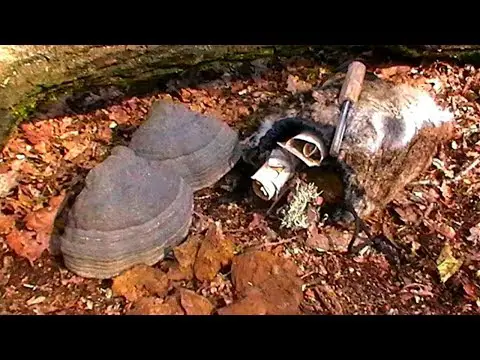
[33,142,48,154]
[375,65,411,79]
[96,125,112,143]
[247,212,269,232]
[0,215,15,235]
[382,222,397,243]
[467,223,480,245]
[13,192,68,263]
[0,170,19,198]
[286,74,312,95]
[231,251,303,315]
[463,282,478,300]
[108,107,131,125]
[63,140,89,161]
[439,181,453,203]
[21,122,53,145]
[436,243,463,283]
[394,206,419,224]
[5,228,45,265]
[25,192,66,234]
[436,223,456,240]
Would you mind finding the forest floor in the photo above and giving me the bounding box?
[1,50,480,315]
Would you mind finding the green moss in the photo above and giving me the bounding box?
[456,51,480,65]
[12,98,38,120]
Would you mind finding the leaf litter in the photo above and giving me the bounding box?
[1,50,480,314]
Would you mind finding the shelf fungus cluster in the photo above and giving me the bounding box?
[60,100,241,279]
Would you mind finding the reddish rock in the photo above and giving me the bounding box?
[128,296,184,315]
[112,265,170,302]
[179,288,214,315]
[217,290,267,315]
[230,251,303,315]
[194,222,235,282]
[167,234,201,281]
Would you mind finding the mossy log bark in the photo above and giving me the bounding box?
[1,44,479,148]
[380,45,480,63]
[0,45,316,147]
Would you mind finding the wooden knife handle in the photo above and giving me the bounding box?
[339,61,366,104]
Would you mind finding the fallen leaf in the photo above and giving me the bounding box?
[382,222,397,243]
[463,282,478,301]
[435,223,456,240]
[26,296,46,306]
[0,214,16,235]
[439,181,453,203]
[33,142,48,154]
[24,192,66,233]
[20,192,66,262]
[248,213,269,232]
[5,228,45,265]
[108,107,131,125]
[467,223,480,245]
[0,170,19,198]
[375,65,412,79]
[436,243,463,283]
[97,125,112,143]
[286,74,312,95]
[21,122,53,145]
[63,140,89,161]
[394,206,419,224]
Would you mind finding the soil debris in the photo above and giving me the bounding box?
[127,296,185,315]
[112,265,170,302]
[194,221,235,282]
[179,288,214,315]
[230,251,303,315]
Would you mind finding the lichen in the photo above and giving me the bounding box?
[279,182,321,230]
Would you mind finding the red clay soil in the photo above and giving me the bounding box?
[1,52,480,315]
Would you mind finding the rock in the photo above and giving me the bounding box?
[167,234,201,281]
[306,225,352,252]
[217,290,268,315]
[306,225,330,251]
[179,288,214,315]
[194,222,235,282]
[112,265,170,302]
[127,296,184,315]
[230,251,303,315]
[167,265,194,282]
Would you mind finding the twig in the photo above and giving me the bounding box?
[449,157,480,183]
[408,179,440,187]
[251,236,299,249]
[265,185,291,217]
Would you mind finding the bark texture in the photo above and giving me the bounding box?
[0,45,314,147]
[1,44,478,148]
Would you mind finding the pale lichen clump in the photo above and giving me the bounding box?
[280,182,321,230]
